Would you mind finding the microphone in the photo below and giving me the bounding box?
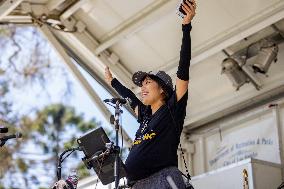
[0,132,22,141]
[0,127,8,133]
[103,98,127,104]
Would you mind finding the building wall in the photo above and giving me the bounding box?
[187,98,284,176]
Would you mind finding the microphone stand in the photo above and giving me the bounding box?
[0,139,6,147]
[104,98,125,189]
[0,135,20,147]
[113,100,122,189]
[57,147,80,181]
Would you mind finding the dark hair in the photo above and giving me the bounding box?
[161,90,169,102]
[148,76,171,101]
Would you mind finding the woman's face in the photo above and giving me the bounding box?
[141,76,164,105]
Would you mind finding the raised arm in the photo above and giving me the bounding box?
[176,0,196,101]
[105,67,143,116]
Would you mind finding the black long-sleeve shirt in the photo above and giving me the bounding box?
[177,23,192,80]
[111,23,192,120]
[111,23,192,181]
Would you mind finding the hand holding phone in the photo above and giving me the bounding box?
[179,0,193,16]
[176,0,196,24]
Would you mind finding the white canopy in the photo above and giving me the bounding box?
[1,0,284,138]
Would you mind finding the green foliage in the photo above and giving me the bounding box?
[0,27,11,37]
[16,159,28,173]
[77,162,91,178]
[24,103,101,160]
[0,24,113,188]
[0,103,105,187]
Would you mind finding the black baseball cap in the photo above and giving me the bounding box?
[132,71,174,98]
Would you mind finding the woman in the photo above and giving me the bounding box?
[105,1,196,188]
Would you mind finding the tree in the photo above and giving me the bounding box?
[0,24,82,188]
[0,24,72,108]
[1,103,103,188]
[0,24,122,189]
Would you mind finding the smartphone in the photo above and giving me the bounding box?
[176,0,193,19]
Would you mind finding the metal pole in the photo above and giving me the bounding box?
[114,101,121,189]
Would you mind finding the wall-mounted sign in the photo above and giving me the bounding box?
[206,115,280,170]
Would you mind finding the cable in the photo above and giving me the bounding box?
[57,148,79,181]
[166,105,192,183]
[94,152,107,189]
[61,149,76,163]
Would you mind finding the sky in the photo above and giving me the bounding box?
[10,41,139,141]
[1,26,139,188]
[69,62,139,140]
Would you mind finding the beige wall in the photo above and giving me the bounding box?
[187,98,284,176]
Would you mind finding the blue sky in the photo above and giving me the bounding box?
[70,63,139,140]
[10,44,139,140]
[2,27,139,187]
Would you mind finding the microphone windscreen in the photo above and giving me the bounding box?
[0,127,8,133]
[16,132,22,138]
